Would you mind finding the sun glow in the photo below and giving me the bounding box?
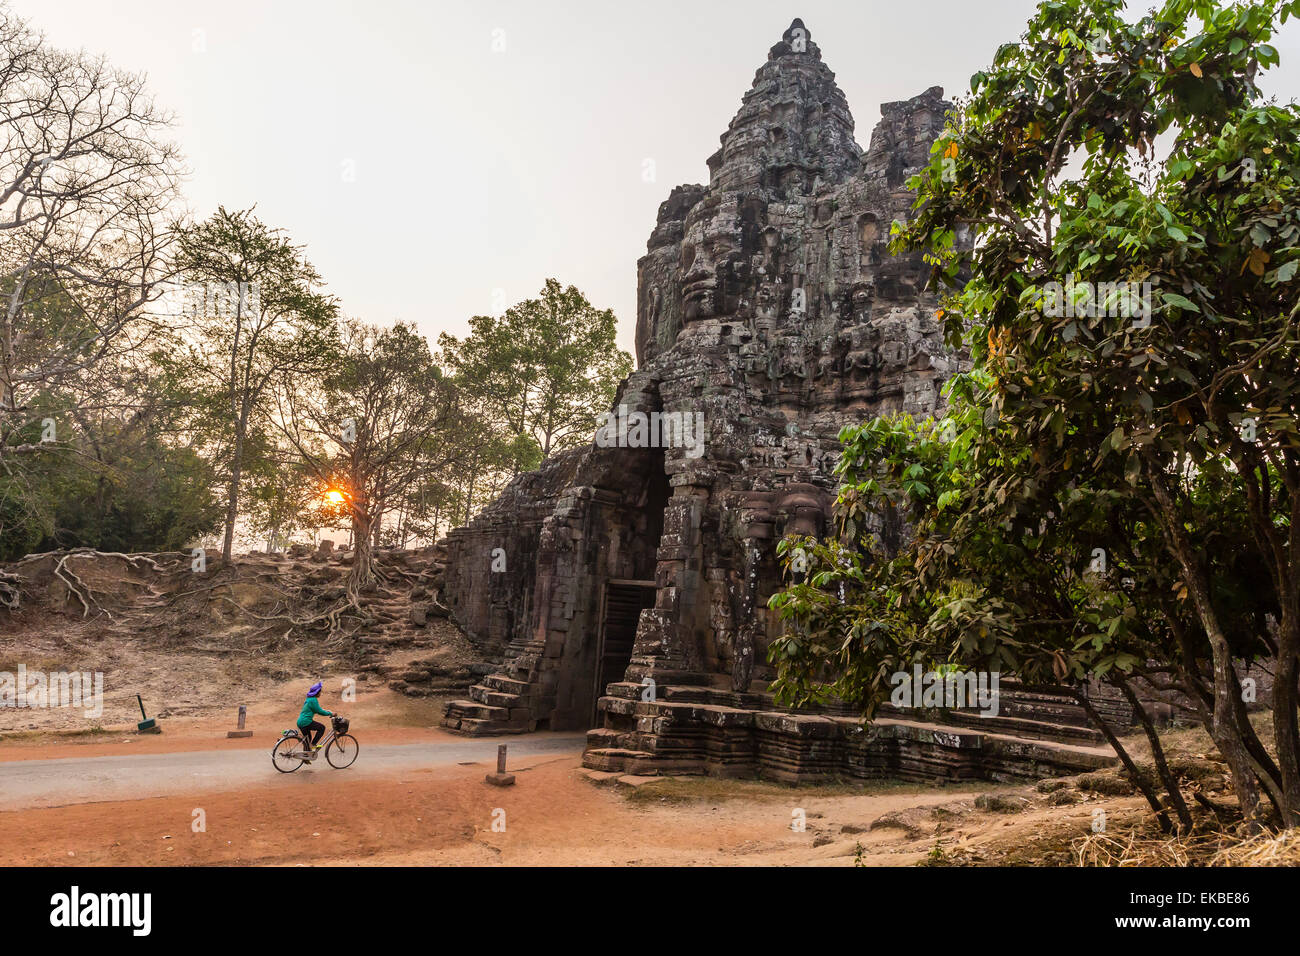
[324,489,345,505]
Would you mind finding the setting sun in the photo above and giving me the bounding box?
[324,490,345,505]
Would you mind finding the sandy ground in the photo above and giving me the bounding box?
[0,554,1225,867]
[0,687,1147,867]
[0,750,1148,867]
[0,683,1162,867]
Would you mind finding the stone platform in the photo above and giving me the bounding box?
[580,681,1114,784]
[445,674,1117,783]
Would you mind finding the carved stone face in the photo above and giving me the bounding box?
[755,282,779,321]
[679,200,750,321]
[850,281,874,318]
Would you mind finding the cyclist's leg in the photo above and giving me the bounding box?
[307,720,324,751]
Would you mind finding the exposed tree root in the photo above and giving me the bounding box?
[0,549,186,616]
[0,571,21,610]
[53,553,97,618]
[221,594,363,643]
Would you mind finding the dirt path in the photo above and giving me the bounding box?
[0,679,1153,867]
[0,732,586,811]
[0,735,1141,866]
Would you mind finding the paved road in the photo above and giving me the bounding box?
[0,733,587,811]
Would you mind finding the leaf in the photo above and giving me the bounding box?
[1161,292,1199,312]
[1247,248,1271,276]
[1189,62,1203,78]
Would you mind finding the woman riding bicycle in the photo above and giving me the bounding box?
[297,682,333,759]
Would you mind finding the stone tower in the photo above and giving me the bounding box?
[437,22,1099,782]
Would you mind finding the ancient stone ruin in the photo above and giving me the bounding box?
[441,20,1115,783]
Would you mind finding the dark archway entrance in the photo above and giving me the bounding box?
[592,580,657,725]
[585,446,670,726]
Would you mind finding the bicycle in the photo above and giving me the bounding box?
[272,714,358,772]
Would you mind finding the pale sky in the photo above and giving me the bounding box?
[19,0,1300,357]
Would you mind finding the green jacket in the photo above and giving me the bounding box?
[297,695,332,728]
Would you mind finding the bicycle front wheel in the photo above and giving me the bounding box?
[272,735,307,773]
[326,733,359,769]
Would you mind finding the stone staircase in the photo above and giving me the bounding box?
[442,673,538,735]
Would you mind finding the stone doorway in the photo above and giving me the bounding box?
[592,580,656,726]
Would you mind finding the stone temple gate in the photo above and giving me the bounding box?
[441,20,1117,782]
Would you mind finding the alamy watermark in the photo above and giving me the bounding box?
[154,280,261,320]
[50,886,150,936]
[1039,274,1156,327]
[595,404,706,459]
[0,665,104,718]
[889,666,1000,717]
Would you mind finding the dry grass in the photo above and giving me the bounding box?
[0,725,109,743]
[1074,822,1300,866]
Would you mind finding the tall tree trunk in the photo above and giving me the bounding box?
[222,450,242,562]
[1271,620,1300,825]
[1146,460,1265,830]
[345,498,376,607]
[463,465,478,524]
[1116,677,1193,832]
[1075,689,1173,833]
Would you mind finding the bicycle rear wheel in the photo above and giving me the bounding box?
[272,734,307,773]
[325,733,358,769]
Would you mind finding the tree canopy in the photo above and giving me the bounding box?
[439,278,633,468]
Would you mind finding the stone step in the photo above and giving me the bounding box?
[876,703,1104,745]
[994,703,1093,731]
[603,681,645,701]
[484,674,532,696]
[440,713,532,736]
[998,687,1092,713]
[585,727,640,751]
[443,700,510,721]
[468,684,521,708]
[582,748,707,776]
[962,712,1101,744]
[581,747,656,774]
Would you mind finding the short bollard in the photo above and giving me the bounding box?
[486,744,515,786]
[227,704,252,739]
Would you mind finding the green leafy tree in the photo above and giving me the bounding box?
[439,279,633,465]
[772,0,1300,831]
[0,384,223,560]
